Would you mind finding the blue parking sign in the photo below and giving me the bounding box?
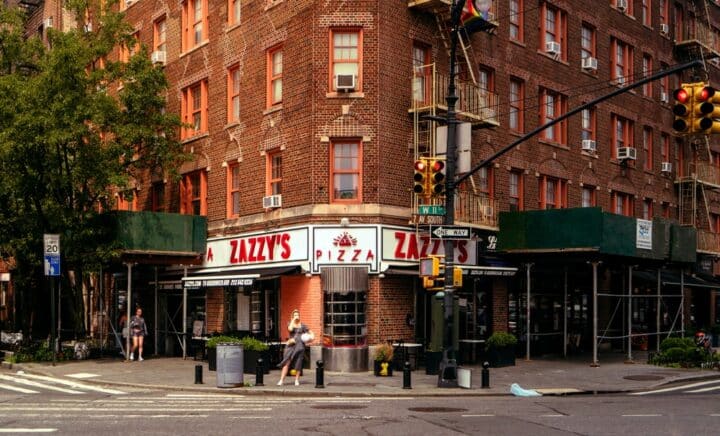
[44,255,60,276]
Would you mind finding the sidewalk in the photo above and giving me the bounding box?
[7,352,720,397]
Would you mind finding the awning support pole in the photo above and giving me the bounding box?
[563,267,568,358]
[656,269,661,352]
[126,263,132,362]
[525,263,532,361]
[591,261,599,367]
[627,265,633,363]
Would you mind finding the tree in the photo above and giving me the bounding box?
[0,2,187,338]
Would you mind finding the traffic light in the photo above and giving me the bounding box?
[672,84,694,134]
[428,158,446,196]
[453,266,463,287]
[420,256,441,277]
[413,159,428,196]
[693,85,720,134]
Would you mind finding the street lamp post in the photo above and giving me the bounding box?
[437,0,466,388]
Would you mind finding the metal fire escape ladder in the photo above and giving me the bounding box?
[679,175,697,227]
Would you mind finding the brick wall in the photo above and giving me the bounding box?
[279,275,321,341]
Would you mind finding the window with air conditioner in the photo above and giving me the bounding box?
[262,194,282,209]
[545,41,561,56]
[151,51,166,65]
[581,57,597,71]
[617,147,636,160]
[661,162,672,172]
[660,92,668,103]
[660,23,669,35]
[43,17,53,28]
[582,139,597,152]
[334,74,356,91]
[616,0,627,12]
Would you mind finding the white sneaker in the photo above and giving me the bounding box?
[276,380,283,386]
[139,357,144,362]
[295,380,300,386]
[129,353,134,360]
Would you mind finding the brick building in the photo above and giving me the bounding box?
[10,0,720,368]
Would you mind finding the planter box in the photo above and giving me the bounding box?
[487,347,516,368]
[244,349,271,374]
[373,360,393,376]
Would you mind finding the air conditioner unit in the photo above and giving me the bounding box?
[661,162,673,172]
[545,41,561,56]
[483,206,494,217]
[660,91,669,103]
[581,139,597,152]
[43,17,53,28]
[262,194,282,209]
[614,76,626,86]
[617,147,637,160]
[660,23,669,35]
[617,0,628,12]
[581,57,598,71]
[334,74,356,91]
[151,51,166,65]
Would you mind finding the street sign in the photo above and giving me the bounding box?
[43,234,60,277]
[418,205,446,216]
[431,225,472,239]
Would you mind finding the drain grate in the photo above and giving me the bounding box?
[623,375,664,381]
[312,404,368,410]
[408,407,468,413]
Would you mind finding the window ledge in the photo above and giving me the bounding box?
[179,40,210,58]
[181,132,210,144]
[581,151,599,159]
[510,40,526,48]
[581,69,598,78]
[265,0,284,11]
[263,105,283,115]
[225,121,240,130]
[326,91,365,99]
[538,138,569,150]
[536,50,569,65]
[226,23,242,33]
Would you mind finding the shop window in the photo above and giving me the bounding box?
[322,267,367,347]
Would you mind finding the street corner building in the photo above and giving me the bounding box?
[7,0,720,371]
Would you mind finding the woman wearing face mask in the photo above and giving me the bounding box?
[276,309,313,386]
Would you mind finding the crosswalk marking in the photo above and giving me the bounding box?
[630,379,720,396]
[0,383,39,394]
[0,429,57,433]
[0,375,82,395]
[686,384,720,393]
[15,373,126,395]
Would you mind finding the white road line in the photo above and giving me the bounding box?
[630,379,720,396]
[229,416,273,419]
[461,414,495,417]
[710,414,720,417]
[539,414,565,417]
[15,373,126,395]
[686,385,720,393]
[165,394,244,398]
[0,407,272,412]
[0,414,208,419]
[0,430,57,433]
[0,383,39,394]
[65,373,99,379]
[622,414,662,417]
[0,375,82,395]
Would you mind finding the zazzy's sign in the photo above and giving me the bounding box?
[203,228,309,268]
[381,228,477,265]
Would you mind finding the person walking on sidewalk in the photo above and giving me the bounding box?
[277,309,313,386]
[129,307,148,361]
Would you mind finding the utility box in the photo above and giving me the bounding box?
[216,343,244,388]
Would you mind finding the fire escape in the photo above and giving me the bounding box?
[408,0,500,228]
[674,0,720,255]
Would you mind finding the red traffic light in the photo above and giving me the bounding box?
[673,88,689,103]
[414,160,426,172]
[696,86,715,102]
[430,160,444,173]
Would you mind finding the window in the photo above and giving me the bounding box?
[612,191,634,216]
[659,0,669,26]
[539,175,567,209]
[509,78,524,132]
[660,133,670,163]
[660,63,669,99]
[582,186,597,207]
[120,32,139,63]
[642,54,653,97]
[227,163,240,218]
[267,151,282,196]
[227,65,240,123]
[539,88,567,144]
[642,199,653,220]
[330,29,362,92]
[580,24,595,60]
[611,114,634,159]
[154,17,167,53]
[611,38,634,85]
[643,127,653,171]
[116,191,137,211]
[581,107,596,142]
[182,0,208,52]
[181,80,208,139]
[228,0,241,26]
[0,282,6,308]
[412,43,431,105]
[331,140,361,202]
[509,0,523,43]
[662,202,671,218]
[641,0,651,26]
[509,170,523,211]
[151,182,165,212]
[181,170,207,215]
[540,2,567,61]
[478,167,494,197]
[267,45,282,107]
[674,4,684,41]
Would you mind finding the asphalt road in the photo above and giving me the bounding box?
[0,381,719,435]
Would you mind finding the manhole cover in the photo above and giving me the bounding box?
[623,375,664,381]
[312,405,367,410]
[408,407,468,413]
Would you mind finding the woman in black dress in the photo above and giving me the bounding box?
[277,309,313,386]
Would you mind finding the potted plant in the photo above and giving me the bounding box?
[240,336,270,374]
[206,335,241,371]
[486,332,517,368]
[373,343,394,376]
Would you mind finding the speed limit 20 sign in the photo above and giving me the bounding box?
[43,234,60,276]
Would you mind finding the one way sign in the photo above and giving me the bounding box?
[431,226,472,239]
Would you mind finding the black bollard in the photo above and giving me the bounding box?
[256,357,265,386]
[481,361,490,389]
[403,361,412,389]
[194,364,203,384]
[315,360,325,388]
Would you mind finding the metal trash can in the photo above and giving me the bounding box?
[216,343,244,388]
